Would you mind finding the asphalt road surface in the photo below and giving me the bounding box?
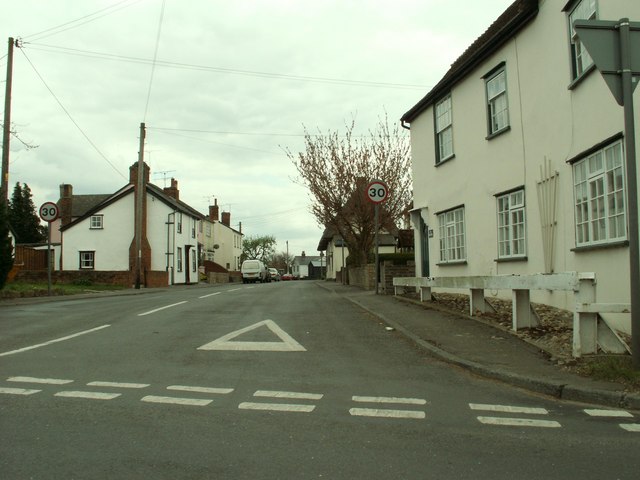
[1,281,639,479]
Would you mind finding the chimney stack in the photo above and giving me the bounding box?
[163,178,179,201]
[209,199,219,222]
[129,162,150,185]
[59,184,73,226]
[221,211,230,227]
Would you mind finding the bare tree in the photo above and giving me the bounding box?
[288,115,412,266]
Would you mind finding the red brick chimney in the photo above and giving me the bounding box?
[163,178,180,201]
[209,199,219,222]
[59,184,73,227]
[129,162,150,185]
[221,211,230,227]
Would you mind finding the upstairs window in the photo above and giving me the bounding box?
[90,215,103,229]
[434,95,454,163]
[177,213,183,233]
[485,67,509,136]
[497,189,526,258]
[568,0,597,80]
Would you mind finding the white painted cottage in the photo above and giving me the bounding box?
[400,0,639,334]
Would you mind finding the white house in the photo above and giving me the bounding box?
[201,199,243,272]
[59,163,203,286]
[400,0,639,334]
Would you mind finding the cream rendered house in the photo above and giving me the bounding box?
[401,0,639,333]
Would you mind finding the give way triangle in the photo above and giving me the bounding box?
[198,320,306,352]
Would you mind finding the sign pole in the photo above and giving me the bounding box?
[39,201,59,297]
[47,221,52,296]
[375,203,379,295]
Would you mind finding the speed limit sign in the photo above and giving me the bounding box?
[366,179,389,204]
[39,202,59,222]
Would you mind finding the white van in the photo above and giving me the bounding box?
[241,259,268,284]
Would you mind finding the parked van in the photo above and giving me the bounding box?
[241,259,268,283]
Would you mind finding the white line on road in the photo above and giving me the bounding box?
[199,292,222,299]
[0,387,41,395]
[254,390,323,400]
[8,376,74,385]
[55,391,121,400]
[141,395,213,406]
[620,424,640,432]
[349,408,425,419]
[167,385,234,394]
[238,402,316,413]
[584,409,634,418]
[353,396,427,405]
[477,416,561,428]
[0,325,111,357]
[87,381,150,389]
[228,288,242,292]
[138,301,188,317]
[469,404,549,415]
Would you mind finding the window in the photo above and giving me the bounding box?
[438,207,466,263]
[568,0,597,80]
[192,253,197,272]
[177,213,182,233]
[485,67,509,135]
[573,140,626,247]
[177,247,183,272]
[435,95,453,162]
[79,251,95,270]
[497,190,526,258]
[90,215,103,229]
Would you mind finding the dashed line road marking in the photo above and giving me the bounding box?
[620,424,640,432]
[584,409,634,418]
[138,301,188,317]
[254,390,323,400]
[470,404,549,415]
[141,395,213,406]
[55,391,121,400]
[477,416,561,428]
[87,381,150,389]
[199,292,222,299]
[239,402,315,413]
[353,396,426,405]
[9,376,74,385]
[228,288,242,292]
[167,385,234,395]
[0,387,41,395]
[349,408,425,419]
[0,325,110,357]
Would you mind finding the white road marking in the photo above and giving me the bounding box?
[353,396,426,405]
[238,402,315,413]
[198,319,306,352]
[0,325,110,357]
[477,416,561,428]
[87,381,150,389]
[141,395,212,406]
[349,408,425,419]
[469,403,549,415]
[55,391,121,400]
[584,409,634,418]
[254,390,323,400]
[8,376,73,385]
[199,292,222,299]
[167,385,234,394]
[0,387,41,395]
[228,288,242,292]
[138,301,188,317]
[620,424,640,432]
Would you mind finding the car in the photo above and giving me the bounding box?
[281,273,293,281]
[268,268,280,281]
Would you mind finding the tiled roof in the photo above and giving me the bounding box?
[401,0,538,123]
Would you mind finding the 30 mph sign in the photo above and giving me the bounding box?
[366,179,389,204]
[39,202,59,222]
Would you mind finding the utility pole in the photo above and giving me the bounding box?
[1,37,16,202]
[135,122,146,289]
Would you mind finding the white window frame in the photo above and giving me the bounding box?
[79,251,95,270]
[497,190,527,259]
[438,207,466,263]
[90,215,103,229]
[177,213,183,234]
[177,247,183,272]
[435,95,453,163]
[568,0,597,80]
[486,67,509,135]
[573,140,626,247]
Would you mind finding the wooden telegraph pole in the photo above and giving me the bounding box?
[2,38,16,202]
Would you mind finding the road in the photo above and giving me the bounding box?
[1,281,639,479]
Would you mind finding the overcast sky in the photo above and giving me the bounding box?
[1,0,514,257]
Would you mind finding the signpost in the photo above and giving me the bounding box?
[366,179,389,295]
[574,18,640,368]
[39,202,59,296]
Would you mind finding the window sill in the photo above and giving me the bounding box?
[567,64,597,90]
[486,126,511,140]
[435,154,455,167]
[571,240,628,253]
[495,256,528,263]
[436,260,468,266]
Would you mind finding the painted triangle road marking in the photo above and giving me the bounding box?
[197,320,306,352]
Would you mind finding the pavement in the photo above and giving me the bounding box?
[317,281,640,411]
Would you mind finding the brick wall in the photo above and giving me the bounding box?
[347,261,415,293]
